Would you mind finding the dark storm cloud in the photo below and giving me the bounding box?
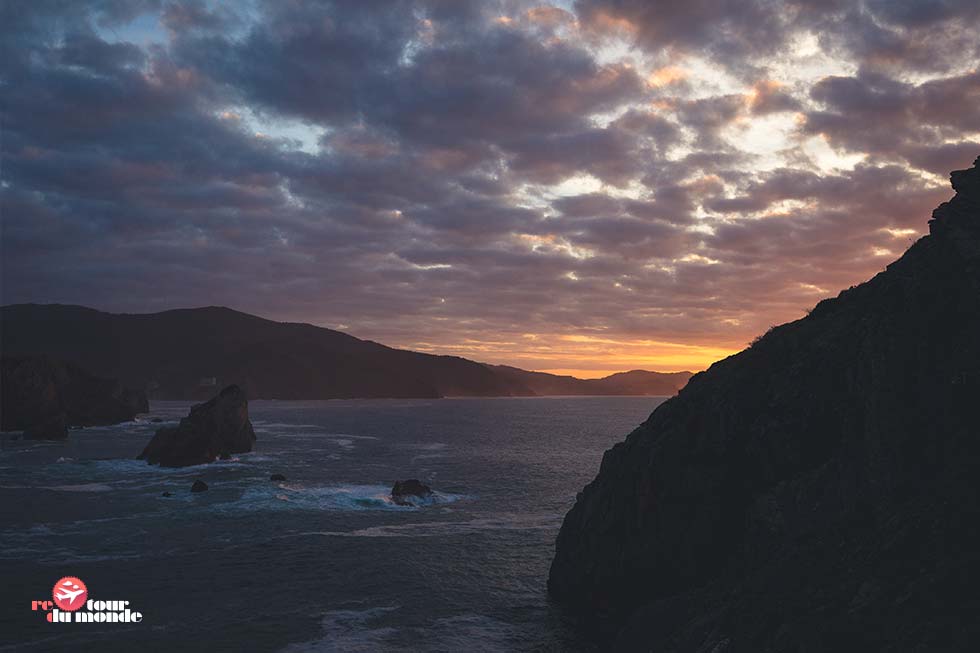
[2,0,979,371]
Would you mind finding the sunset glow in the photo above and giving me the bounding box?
[3,1,978,374]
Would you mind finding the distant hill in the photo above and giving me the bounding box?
[488,366,691,396]
[0,304,691,400]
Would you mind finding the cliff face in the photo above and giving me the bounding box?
[549,158,980,651]
[1,356,149,437]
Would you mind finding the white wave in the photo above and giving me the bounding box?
[233,453,279,462]
[0,482,113,492]
[44,483,115,493]
[94,419,144,430]
[255,430,327,438]
[0,441,60,452]
[290,513,562,539]
[251,422,323,429]
[60,458,204,476]
[211,483,464,514]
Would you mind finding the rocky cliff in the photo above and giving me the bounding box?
[548,158,980,651]
[138,384,256,467]
[1,356,148,438]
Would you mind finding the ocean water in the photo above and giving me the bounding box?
[0,396,665,651]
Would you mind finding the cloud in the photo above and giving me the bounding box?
[2,0,978,373]
[575,0,791,65]
[804,69,980,173]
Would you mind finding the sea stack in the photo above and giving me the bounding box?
[548,158,980,651]
[138,385,256,467]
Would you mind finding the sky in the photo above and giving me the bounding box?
[2,1,979,377]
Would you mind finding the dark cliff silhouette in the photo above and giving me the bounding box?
[1,355,148,438]
[0,304,691,400]
[548,157,980,651]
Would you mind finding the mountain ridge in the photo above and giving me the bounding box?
[0,303,692,400]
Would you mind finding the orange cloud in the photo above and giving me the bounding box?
[646,66,687,88]
[586,9,639,36]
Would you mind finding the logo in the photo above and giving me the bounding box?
[53,577,87,611]
[32,577,143,624]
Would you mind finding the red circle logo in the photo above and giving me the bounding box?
[53,576,88,611]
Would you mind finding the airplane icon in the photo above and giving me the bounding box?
[55,581,85,606]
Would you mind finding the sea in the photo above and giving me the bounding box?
[0,396,666,652]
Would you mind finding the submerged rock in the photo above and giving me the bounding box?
[190,480,208,493]
[549,157,980,651]
[137,385,256,467]
[161,491,173,497]
[270,474,286,481]
[1,355,148,439]
[391,479,433,505]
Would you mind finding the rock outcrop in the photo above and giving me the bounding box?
[549,158,980,651]
[1,355,148,439]
[137,385,256,467]
[391,479,433,505]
